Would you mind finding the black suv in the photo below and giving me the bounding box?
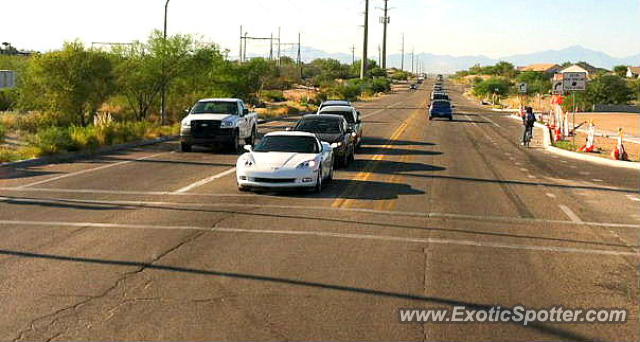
[293,114,356,167]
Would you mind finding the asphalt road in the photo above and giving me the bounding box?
[1,81,639,341]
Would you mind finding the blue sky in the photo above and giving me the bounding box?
[2,0,639,58]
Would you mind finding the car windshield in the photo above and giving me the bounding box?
[254,135,319,153]
[320,111,355,124]
[192,101,238,115]
[296,119,342,134]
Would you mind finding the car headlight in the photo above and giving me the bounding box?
[331,142,342,148]
[220,120,234,128]
[296,160,317,169]
[181,121,191,128]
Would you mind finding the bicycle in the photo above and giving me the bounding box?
[522,126,533,147]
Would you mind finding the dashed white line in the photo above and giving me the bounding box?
[591,179,604,182]
[559,205,583,223]
[546,193,557,199]
[173,168,237,193]
[17,152,169,189]
[626,195,640,202]
[520,168,528,172]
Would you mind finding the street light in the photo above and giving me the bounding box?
[161,0,170,125]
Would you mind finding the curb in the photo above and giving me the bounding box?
[1,135,178,168]
[508,114,640,170]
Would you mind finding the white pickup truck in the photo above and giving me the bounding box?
[180,98,259,152]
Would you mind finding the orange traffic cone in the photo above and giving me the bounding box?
[611,129,629,161]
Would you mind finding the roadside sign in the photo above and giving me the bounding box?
[563,72,587,91]
[552,80,564,95]
[518,82,528,94]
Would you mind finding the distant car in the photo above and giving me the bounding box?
[431,92,450,101]
[409,84,418,90]
[318,100,352,112]
[236,131,334,192]
[293,114,355,167]
[429,100,454,121]
[317,105,364,148]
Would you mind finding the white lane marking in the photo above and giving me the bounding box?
[515,162,522,166]
[480,115,501,127]
[528,175,537,179]
[561,160,568,163]
[0,220,636,257]
[546,193,556,199]
[626,195,640,202]
[559,205,583,223]
[520,168,528,172]
[2,196,639,229]
[592,179,604,182]
[17,152,169,189]
[579,171,590,176]
[0,187,254,197]
[173,168,237,194]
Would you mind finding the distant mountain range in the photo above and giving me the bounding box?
[292,45,640,74]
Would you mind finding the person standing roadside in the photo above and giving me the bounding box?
[522,107,536,146]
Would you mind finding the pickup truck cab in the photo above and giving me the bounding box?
[317,105,364,148]
[180,98,258,152]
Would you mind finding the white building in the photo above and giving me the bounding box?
[626,66,640,79]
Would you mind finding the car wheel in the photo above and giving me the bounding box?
[428,116,433,121]
[180,143,192,152]
[238,184,250,192]
[314,170,323,193]
[348,148,355,164]
[342,151,350,168]
[449,116,453,121]
[327,163,334,181]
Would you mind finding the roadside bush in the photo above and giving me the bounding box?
[29,126,75,155]
[364,78,391,94]
[0,123,6,143]
[260,90,286,102]
[0,88,18,111]
[472,77,512,97]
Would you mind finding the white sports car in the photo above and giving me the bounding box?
[236,131,334,192]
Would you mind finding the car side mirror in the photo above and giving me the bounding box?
[321,142,331,152]
[345,127,353,133]
[243,145,253,152]
[242,108,249,115]
[184,107,191,115]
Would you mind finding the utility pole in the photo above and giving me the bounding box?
[378,45,381,66]
[269,33,274,60]
[160,0,170,126]
[277,27,281,65]
[297,32,302,79]
[360,0,369,79]
[243,31,248,61]
[400,33,405,71]
[351,44,356,65]
[239,25,243,62]
[411,48,415,74]
[381,0,389,69]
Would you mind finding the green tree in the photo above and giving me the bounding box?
[583,74,633,106]
[472,77,512,97]
[613,65,628,78]
[113,31,196,121]
[516,72,551,95]
[21,41,114,126]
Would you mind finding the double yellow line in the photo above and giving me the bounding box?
[331,119,412,209]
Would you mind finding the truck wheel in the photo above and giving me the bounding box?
[230,131,241,153]
[180,143,192,152]
[245,126,256,146]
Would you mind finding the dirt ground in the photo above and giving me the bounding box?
[574,112,640,138]
[569,130,640,162]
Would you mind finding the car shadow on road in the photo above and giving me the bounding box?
[361,137,436,147]
[0,196,128,211]
[0,168,62,181]
[0,247,597,342]
[356,146,443,156]
[257,179,424,201]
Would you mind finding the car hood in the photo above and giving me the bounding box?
[186,114,233,121]
[249,152,318,168]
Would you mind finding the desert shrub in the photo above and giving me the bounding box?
[260,90,286,102]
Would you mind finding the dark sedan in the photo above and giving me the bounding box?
[429,100,454,121]
[293,114,355,167]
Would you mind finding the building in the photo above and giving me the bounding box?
[559,63,600,79]
[0,70,17,89]
[626,66,640,79]
[519,63,562,74]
